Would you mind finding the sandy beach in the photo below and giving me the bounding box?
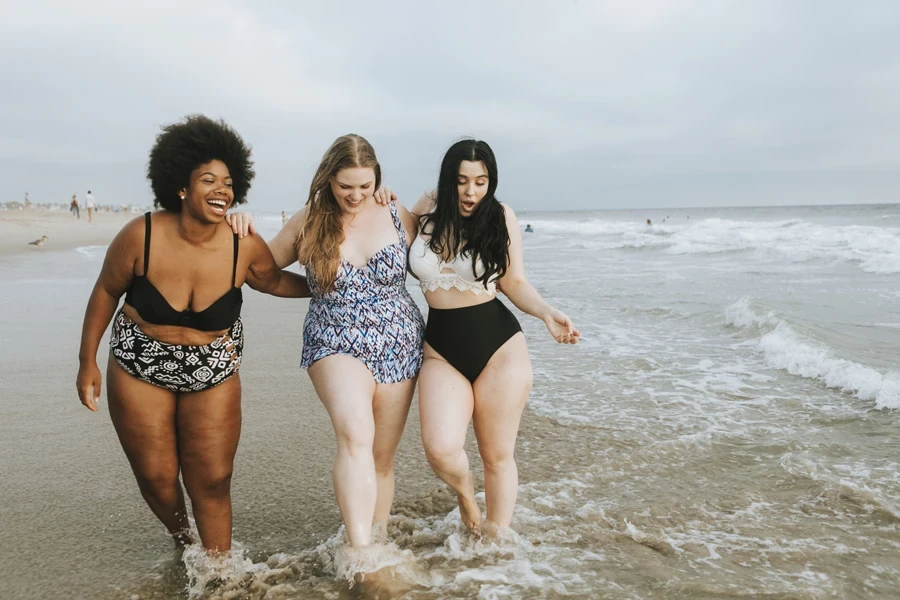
[0,209,137,259]
[2,205,898,599]
[0,215,472,598]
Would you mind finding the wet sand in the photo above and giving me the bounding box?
[0,209,135,258]
[0,220,469,598]
[3,207,898,599]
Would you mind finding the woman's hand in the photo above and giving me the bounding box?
[543,308,580,344]
[374,185,397,206]
[76,361,102,412]
[225,212,256,238]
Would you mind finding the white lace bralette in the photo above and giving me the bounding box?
[408,234,497,296]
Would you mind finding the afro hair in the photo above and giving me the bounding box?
[147,114,255,211]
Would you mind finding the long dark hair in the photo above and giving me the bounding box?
[422,139,509,287]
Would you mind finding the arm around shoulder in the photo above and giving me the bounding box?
[410,191,436,218]
[267,206,307,269]
[244,232,310,298]
[393,199,420,244]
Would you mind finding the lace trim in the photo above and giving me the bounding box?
[420,274,496,295]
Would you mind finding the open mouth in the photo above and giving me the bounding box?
[461,201,476,212]
[207,198,228,215]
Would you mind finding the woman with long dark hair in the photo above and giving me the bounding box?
[407,139,578,534]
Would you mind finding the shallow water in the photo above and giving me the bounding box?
[1,204,898,598]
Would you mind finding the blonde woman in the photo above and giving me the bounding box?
[232,135,424,549]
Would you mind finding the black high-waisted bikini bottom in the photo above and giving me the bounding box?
[424,298,522,383]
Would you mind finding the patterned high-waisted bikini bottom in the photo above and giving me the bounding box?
[109,309,243,393]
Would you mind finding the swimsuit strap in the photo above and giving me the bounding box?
[388,200,407,246]
[231,232,239,287]
[142,212,152,275]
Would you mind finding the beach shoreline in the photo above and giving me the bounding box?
[0,209,136,259]
[2,204,898,598]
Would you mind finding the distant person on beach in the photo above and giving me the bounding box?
[281,210,287,226]
[24,192,31,208]
[389,140,578,535]
[524,223,533,232]
[85,190,96,222]
[70,194,80,218]
[646,218,652,226]
[228,135,425,553]
[75,115,310,555]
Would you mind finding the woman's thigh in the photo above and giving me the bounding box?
[308,354,378,442]
[472,333,532,459]
[418,345,475,452]
[176,374,243,479]
[106,357,179,479]
[372,377,416,460]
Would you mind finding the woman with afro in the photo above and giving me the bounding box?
[75,114,309,554]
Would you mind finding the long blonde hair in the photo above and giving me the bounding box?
[295,134,381,291]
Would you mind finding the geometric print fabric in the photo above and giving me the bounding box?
[301,201,425,383]
[109,309,243,393]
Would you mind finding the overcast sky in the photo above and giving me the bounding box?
[3,0,899,212]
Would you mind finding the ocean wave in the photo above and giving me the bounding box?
[779,452,900,520]
[528,217,900,274]
[724,298,900,409]
[75,245,108,258]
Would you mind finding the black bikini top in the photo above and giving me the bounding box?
[125,212,243,331]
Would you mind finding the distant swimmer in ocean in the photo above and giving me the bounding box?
[524,223,533,232]
[75,115,310,555]
[379,139,578,536]
[646,218,652,226]
[28,235,48,246]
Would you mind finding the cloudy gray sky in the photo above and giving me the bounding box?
[3,0,899,212]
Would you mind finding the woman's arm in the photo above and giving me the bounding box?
[267,207,307,269]
[76,218,143,411]
[225,207,306,269]
[394,200,420,245]
[410,191,436,218]
[243,233,310,298]
[372,186,423,242]
[496,205,579,345]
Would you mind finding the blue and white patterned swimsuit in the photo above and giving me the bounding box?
[301,201,425,383]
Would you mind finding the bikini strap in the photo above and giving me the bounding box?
[231,232,239,287]
[142,212,151,275]
[388,200,407,245]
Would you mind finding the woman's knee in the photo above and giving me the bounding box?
[184,468,233,499]
[480,449,516,475]
[134,465,180,496]
[373,448,395,476]
[334,421,375,457]
[423,437,464,471]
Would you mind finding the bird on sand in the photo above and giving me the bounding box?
[28,235,48,247]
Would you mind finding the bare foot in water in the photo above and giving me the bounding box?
[457,472,482,534]
[172,529,195,549]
